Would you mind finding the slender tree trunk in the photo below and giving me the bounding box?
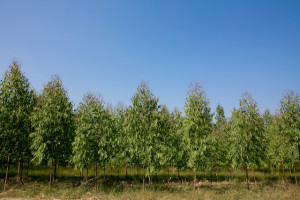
[49,162,52,186]
[293,164,298,185]
[27,157,29,176]
[81,169,84,180]
[271,163,274,175]
[118,167,120,179]
[86,167,88,180]
[0,161,2,178]
[53,161,57,183]
[125,161,128,178]
[177,167,180,179]
[193,170,196,190]
[252,168,256,183]
[289,168,292,176]
[21,159,24,182]
[168,165,170,183]
[110,166,113,178]
[137,166,139,176]
[95,164,98,191]
[210,170,213,186]
[104,166,106,180]
[4,156,10,191]
[172,160,175,174]
[282,160,286,182]
[17,159,21,182]
[246,165,249,191]
[143,165,145,192]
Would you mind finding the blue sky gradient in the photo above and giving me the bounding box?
[0,0,299,117]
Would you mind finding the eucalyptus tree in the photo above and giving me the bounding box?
[229,93,265,190]
[206,104,228,183]
[155,105,172,180]
[30,75,75,185]
[280,91,299,185]
[125,82,159,191]
[72,92,105,185]
[263,109,275,173]
[268,91,299,184]
[113,103,128,177]
[183,82,213,189]
[0,62,36,190]
[170,108,188,179]
[97,103,116,179]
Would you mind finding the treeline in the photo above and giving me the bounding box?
[0,62,299,191]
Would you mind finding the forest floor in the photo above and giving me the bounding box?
[0,167,299,199]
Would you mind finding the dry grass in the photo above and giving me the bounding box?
[0,178,299,200]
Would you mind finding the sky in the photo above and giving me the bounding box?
[0,0,299,117]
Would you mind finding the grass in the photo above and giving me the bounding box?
[0,166,299,199]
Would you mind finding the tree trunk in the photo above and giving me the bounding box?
[110,166,113,178]
[125,162,128,178]
[21,159,24,182]
[4,156,10,191]
[143,165,145,192]
[168,165,170,183]
[0,161,2,178]
[118,167,120,179]
[246,165,249,191]
[53,161,57,183]
[27,157,29,176]
[95,164,98,191]
[17,159,21,182]
[177,167,180,179]
[289,168,292,176]
[193,170,196,190]
[271,163,274,175]
[293,164,298,185]
[172,160,175,174]
[210,170,213,186]
[104,166,106,180]
[86,167,88,180]
[252,168,256,183]
[49,162,52,186]
[282,160,286,182]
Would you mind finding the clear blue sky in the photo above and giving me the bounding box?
[0,0,299,117]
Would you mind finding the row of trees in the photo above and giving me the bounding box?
[0,63,299,191]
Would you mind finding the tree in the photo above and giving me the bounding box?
[183,82,213,189]
[267,91,299,184]
[30,75,74,185]
[170,108,188,179]
[0,62,36,190]
[112,103,128,178]
[125,82,159,191]
[229,93,265,190]
[72,92,106,188]
[206,104,228,184]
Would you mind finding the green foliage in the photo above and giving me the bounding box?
[183,82,213,171]
[206,104,229,172]
[171,108,188,170]
[125,82,160,176]
[72,92,106,170]
[267,91,300,169]
[30,75,74,166]
[229,93,265,170]
[0,62,36,161]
